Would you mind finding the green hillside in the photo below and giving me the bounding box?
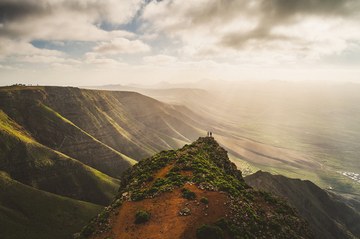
[0,110,119,205]
[0,171,102,239]
[0,87,136,178]
[0,86,204,171]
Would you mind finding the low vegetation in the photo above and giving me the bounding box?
[181,188,196,200]
[135,210,151,224]
[196,224,224,239]
[200,197,209,204]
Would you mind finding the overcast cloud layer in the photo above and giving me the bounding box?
[0,0,359,85]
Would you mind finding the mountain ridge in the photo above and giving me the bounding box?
[79,137,312,239]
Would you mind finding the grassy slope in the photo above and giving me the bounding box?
[0,86,203,169]
[0,110,119,205]
[0,171,102,239]
[0,87,135,178]
[43,87,203,159]
[245,171,360,239]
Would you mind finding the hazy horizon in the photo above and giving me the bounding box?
[1,0,360,86]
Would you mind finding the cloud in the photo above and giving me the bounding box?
[84,52,127,68]
[143,54,177,64]
[142,0,360,61]
[93,38,150,55]
[15,55,81,65]
[0,38,62,57]
[1,0,360,84]
[0,0,143,41]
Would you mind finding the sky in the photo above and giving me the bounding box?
[0,0,360,86]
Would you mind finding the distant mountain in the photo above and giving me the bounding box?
[245,171,360,239]
[79,137,312,239]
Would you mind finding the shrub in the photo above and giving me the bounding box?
[200,197,209,204]
[146,175,154,182]
[166,172,187,187]
[196,224,224,239]
[112,199,122,208]
[215,218,228,230]
[131,190,146,201]
[97,211,109,223]
[260,191,277,204]
[134,210,151,224]
[80,224,95,237]
[153,178,168,187]
[170,166,180,172]
[181,188,196,200]
[147,186,159,195]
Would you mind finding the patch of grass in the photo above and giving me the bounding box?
[196,224,224,239]
[200,197,209,204]
[0,110,35,143]
[181,188,196,200]
[131,190,146,201]
[134,210,151,224]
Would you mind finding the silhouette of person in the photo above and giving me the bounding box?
[210,132,212,137]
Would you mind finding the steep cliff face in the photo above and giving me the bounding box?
[80,137,312,239]
[245,171,360,239]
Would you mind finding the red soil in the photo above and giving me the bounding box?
[94,184,229,239]
[154,164,173,179]
[179,170,193,177]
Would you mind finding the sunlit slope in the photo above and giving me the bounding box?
[0,86,203,163]
[0,171,102,239]
[0,87,135,178]
[0,110,119,205]
[44,87,203,157]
